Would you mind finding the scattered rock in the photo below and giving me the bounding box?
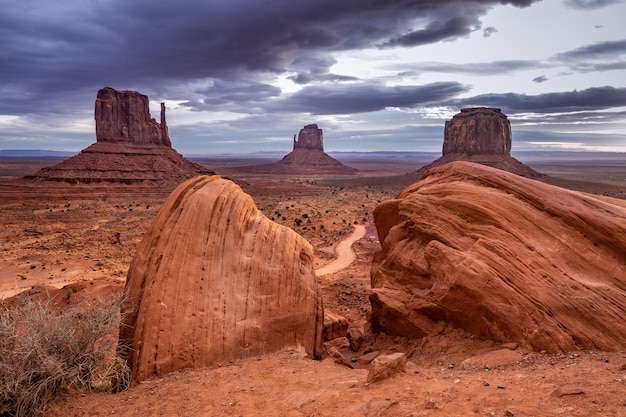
[371,162,626,352]
[347,327,364,351]
[325,337,351,350]
[551,386,586,397]
[119,176,324,384]
[424,396,437,409]
[461,350,523,370]
[367,352,406,383]
[323,310,348,340]
[358,351,380,366]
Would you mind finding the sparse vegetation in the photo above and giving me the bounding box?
[0,294,130,416]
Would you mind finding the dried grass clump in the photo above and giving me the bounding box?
[0,293,130,416]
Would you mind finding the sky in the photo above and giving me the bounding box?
[1,0,626,155]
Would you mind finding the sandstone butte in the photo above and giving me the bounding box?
[418,107,543,178]
[27,87,211,187]
[371,161,626,353]
[238,124,356,174]
[119,175,324,384]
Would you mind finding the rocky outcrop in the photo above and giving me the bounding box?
[442,108,511,155]
[293,124,324,150]
[236,124,356,174]
[371,161,626,353]
[119,176,324,384]
[95,87,171,146]
[27,87,212,188]
[418,108,542,178]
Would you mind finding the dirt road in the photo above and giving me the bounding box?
[315,224,366,277]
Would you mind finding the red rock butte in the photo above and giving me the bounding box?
[418,107,542,178]
[237,124,356,174]
[371,161,626,353]
[119,175,324,384]
[25,87,212,187]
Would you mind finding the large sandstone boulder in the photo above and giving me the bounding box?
[417,108,542,178]
[371,161,626,353]
[119,176,324,384]
[27,87,211,187]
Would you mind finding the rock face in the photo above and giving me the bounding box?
[27,87,211,187]
[293,124,324,150]
[95,87,171,146]
[442,107,511,155]
[236,124,356,174]
[119,176,324,384]
[418,108,542,178]
[371,161,626,353]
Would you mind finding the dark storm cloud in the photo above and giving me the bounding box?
[532,75,549,83]
[564,0,623,10]
[274,82,469,114]
[395,60,542,75]
[555,39,626,60]
[454,86,626,113]
[0,0,540,117]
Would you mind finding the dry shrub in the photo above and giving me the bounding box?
[0,293,130,416]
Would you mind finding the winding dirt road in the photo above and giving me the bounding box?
[315,225,366,277]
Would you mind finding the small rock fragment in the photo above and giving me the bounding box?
[551,386,585,397]
[424,396,437,409]
[358,351,380,365]
[347,326,364,351]
[367,352,406,383]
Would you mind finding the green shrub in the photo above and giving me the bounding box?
[0,293,130,416]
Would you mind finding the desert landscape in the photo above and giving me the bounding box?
[1,92,625,417]
[1,153,626,417]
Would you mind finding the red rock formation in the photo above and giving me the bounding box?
[418,108,542,178]
[119,176,324,384]
[371,161,626,353]
[442,107,511,155]
[27,87,212,187]
[95,87,170,146]
[293,124,324,151]
[237,124,356,174]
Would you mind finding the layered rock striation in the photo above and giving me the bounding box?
[371,161,626,353]
[237,124,356,174]
[119,176,324,384]
[418,108,542,178]
[27,87,211,187]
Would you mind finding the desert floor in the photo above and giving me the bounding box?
[0,155,625,416]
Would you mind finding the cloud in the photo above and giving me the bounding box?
[532,75,549,83]
[273,82,470,115]
[454,86,626,113]
[483,26,498,37]
[563,0,624,10]
[554,39,626,60]
[0,0,541,118]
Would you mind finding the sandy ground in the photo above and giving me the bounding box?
[0,157,625,416]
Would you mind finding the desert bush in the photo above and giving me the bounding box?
[0,293,129,416]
